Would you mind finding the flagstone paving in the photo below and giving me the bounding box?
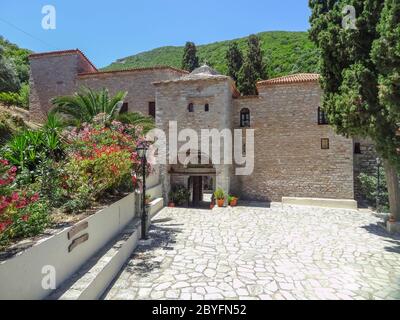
[103,204,400,300]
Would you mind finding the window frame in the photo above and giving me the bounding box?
[148,101,156,118]
[240,108,251,128]
[318,107,329,125]
[321,138,330,150]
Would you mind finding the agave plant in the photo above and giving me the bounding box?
[50,87,127,125]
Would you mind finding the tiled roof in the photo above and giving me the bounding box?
[257,73,320,86]
[29,49,98,72]
[78,66,188,77]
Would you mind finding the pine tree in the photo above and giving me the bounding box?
[226,42,243,83]
[182,42,199,72]
[309,0,400,220]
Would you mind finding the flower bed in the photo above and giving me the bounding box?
[0,117,151,253]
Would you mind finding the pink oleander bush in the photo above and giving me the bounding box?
[0,159,49,249]
[0,115,151,248]
[61,120,151,213]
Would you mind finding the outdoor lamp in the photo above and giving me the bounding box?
[136,142,148,240]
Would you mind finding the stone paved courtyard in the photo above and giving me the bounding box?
[103,204,400,300]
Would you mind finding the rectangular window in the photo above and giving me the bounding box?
[148,102,156,118]
[321,138,330,150]
[354,142,361,154]
[318,107,329,125]
[120,102,128,114]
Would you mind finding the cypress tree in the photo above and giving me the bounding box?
[237,34,267,95]
[182,42,199,72]
[247,34,267,80]
[309,0,400,220]
[226,42,243,83]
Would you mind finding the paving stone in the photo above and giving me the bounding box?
[103,206,400,300]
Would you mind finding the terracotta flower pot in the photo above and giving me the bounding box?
[168,202,175,208]
[229,198,238,207]
[217,199,225,207]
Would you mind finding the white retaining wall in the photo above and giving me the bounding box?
[0,193,136,300]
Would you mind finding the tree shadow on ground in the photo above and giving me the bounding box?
[361,223,400,254]
[125,221,183,276]
[101,221,183,298]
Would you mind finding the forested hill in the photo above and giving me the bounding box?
[103,31,319,78]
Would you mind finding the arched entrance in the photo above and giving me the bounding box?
[168,151,216,208]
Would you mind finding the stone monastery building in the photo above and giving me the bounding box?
[28,49,375,208]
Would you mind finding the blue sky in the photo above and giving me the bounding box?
[0,0,312,68]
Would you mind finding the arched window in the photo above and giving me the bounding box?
[205,103,209,112]
[240,108,250,127]
[188,103,194,112]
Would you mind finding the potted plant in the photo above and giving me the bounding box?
[168,190,175,207]
[228,195,238,207]
[169,185,190,207]
[214,188,225,207]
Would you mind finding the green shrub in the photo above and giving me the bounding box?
[9,200,50,239]
[169,185,190,206]
[0,92,19,107]
[359,168,389,212]
[17,84,29,109]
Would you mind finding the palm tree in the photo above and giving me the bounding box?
[116,112,155,133]
[50,87,127,125]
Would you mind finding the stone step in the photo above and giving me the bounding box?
[47,218,142,300]
[148,197,164,218]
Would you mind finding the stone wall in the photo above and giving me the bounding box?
[29,51,186,122]
[231,82,355,202]
[77,68,185,116]
[29,52,82,122]
[154,78,234,202]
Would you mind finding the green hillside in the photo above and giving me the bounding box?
[103,31,320,78]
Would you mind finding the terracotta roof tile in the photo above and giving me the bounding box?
[29,49,98,72]
[78,66,188,77]
[257,73,320,86]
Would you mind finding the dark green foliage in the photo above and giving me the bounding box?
[359,167,389,212]
[309,0,400,218]
[116,112,155,133]
[247,34,267,80]
[103,32,320,79]
[237,34,267,95]
[10,200,50,238]
[226,42,243,83]
[168,185,190,206]
[237,59,258,96]
[309,0,399,166]
[371,0,400,165]
[0,45,20,92]
[51,87,127,125]
[0,36,31,90]
[182,42,199,72]
[2,116,64,171]
[0,84,30,109]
